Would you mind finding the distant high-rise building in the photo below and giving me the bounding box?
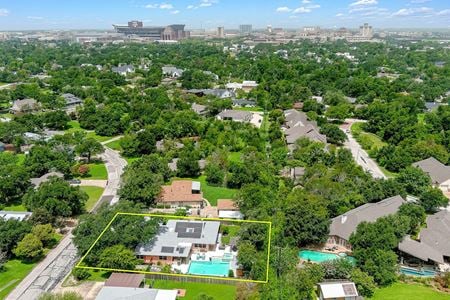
[113,21,190,40]
[239,24,252,35]
[217,27,224,38]
[267,25,272,33]
[359,23,373,38]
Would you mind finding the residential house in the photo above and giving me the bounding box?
[135,220,220,265]
[191,103,208,115]
[61,93,83,112]
[105,273,144,288]
[398,210,450,270]
[283,109,327,151]
[162,66,184,78]
[156,139,184,152]
[424,102,443,112]
[225,81,258,93]
[317,281,359,300]
[312,95,323,104]
[96,287,177,300]
[0,211,32,221]
[158,180,204,208]
[111,64,135,76]
[217,110,253,123]
[203,70,219,80]
[10,98,40,114]
[187,89,234,99]
[327,195,405,250]
[30,172,64,188]
[168,158,206,172]
[412,157,450,192]
[217,199,243,219]
[232,99,256,108]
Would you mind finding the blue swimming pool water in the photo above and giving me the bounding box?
[400,267,437,277]
[299,250,356,264]
[188,260,230,277]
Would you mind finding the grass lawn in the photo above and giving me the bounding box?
[15,153,26,166]
[79,186,104,211]
[2,203,27,211]
[79,162,108,180]
[65,120,115,143]
[221,225,240,244]
[105,139,122,151]
[151,280,237,300]
[351,122,387,151]
[173,175,237,206]
[0,259,37,299]
[370,282,450,300]
[125,156,140,165]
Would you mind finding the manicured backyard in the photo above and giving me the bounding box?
[65,121,115,143]
[79,186,104,211]
[2,203,27,211]
[370,283,450,300]
[0,259,37,299]
[78,162,108,180]
[151,280,237,300]
[176,175,237,206]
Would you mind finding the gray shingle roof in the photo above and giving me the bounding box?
[412,157,450,185]
[283,109,327,144]
[11,98,40,112]
[30,172,64,188]
[329,195,405,241]
[398,210,450,264]
[95,286,177,300]
[218,110,253,122]
[191,103,207,114]
[136,220,220,257]
[61,93,83,106]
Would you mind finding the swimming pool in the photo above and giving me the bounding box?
[400,266,437,277]
[299,250,356,264]
[188,260,230,277]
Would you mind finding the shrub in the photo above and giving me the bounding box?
[228,269,234,277]
[72,268,91,281]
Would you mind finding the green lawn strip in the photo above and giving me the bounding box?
[221,225,240,244]
[370,282,450,300]
[65,120,115,143]
[2,203,27,211]
[15,153,26,166]
[417,113,425,125]
[105,139,122,151]
[0,260,37,299]
[79,186,105,211]
[173,175,237,206]
[151,280,237,300]
[228,152,242,163]
[79,162,108,180]
[125,156,140,165]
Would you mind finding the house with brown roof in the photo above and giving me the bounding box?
[327,195,405,251]
[158,180,204,208]
[412,157,450,193]
[217,199,243,219]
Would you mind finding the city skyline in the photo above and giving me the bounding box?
[0,0,449,31]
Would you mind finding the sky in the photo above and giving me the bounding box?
[0,0,449,31]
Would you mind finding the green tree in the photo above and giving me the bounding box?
[350,268,376,297]
[98,245,138,270]
[32,224,55,247]
[419,187,449,213]
[177,155,201,178]
[359,249,397,286]
[13,233,43,260]
[75,137,104,163]
[320,124,347,145]
[395,166,431,196]
[38,291,83,300]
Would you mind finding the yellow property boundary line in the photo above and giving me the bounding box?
[75,212,272,284]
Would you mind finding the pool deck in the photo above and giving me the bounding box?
[172,244,238,275]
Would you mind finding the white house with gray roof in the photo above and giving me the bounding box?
[136,220,220,266]
[327,195,405,250]
[112,64,135,76]
[217,110,253,123]
[0,211,32,221]
[162,66,184,78]
[96,287,177,300]
[10,98,40,114]
[412,157,450,193]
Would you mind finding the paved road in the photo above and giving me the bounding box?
[76,180,107,188]
[6,232,78,300]
[341,119,387,180]
[6,145,127,300]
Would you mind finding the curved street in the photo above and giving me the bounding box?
[6,144,127,300]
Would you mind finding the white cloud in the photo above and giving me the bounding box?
[302,0,311,3]
[276,6,292,13]
[306,4,320,9]
[410,0,431,3]
[145,3,174,9]
[436,9,450,16]
[336,13,344,17]
[187,5,195,9]
[0,8,9,16]
[293,7,312,14]
[350,0,378,7]
[27,16,44,20]
[392,6,433,16]
[188,0,218,10]
[170,10,180,14]
[159,3,174,9]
